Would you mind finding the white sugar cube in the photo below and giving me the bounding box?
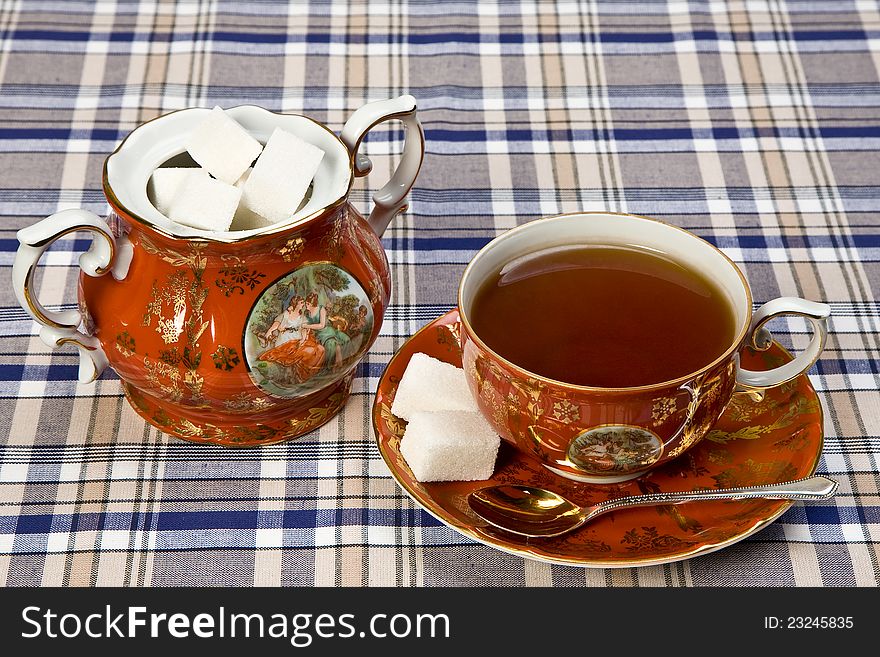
[400,410,500,482]
[231,205,272,231]
[185,106,263,184]
[166,172,242,232]
[390,352,480,421]
[234,167,252,188]
[229,168,272,230]
[240,127,324,223]
[148,167,208,215]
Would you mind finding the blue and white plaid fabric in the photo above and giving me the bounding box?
[0,0,877,586]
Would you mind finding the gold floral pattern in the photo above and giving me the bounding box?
[288,391,348,436]
[665,375,726,460]
[702,376,725,405]
[465,353,483,390]
[320,214,346,261]
[211,345,240,371]
[215,263,266,296]
[621,526,697,554]
[140,241,208,404]
[672,453,710,480]
[479,378,507,427]
[143,355,182,403]
[651,396,677,426]
[158,348,180,366]
[161,416,278,445]
[143,272,187,343]
[366,278,382,305]
[124,383,331,445]
[508,375,546,421]
[223,392,273,413]
[379,400,407,440]
[726,378,797,423]
[772,426,810,453]
[712,458,799,488]
[706,446,734,465]
[436,322,462,352]
[379,391,414,478]
[115,331,136,357]
[706,395,818,444]
[139,234,207,271]
[277,236,306,262]
[549,399,579,424]
[666,427,702,461]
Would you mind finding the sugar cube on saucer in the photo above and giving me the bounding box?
[390,352,480,421]
[148,167,209,215]
[399,410,500,482]
[240,127,324,223]
[185,106,263,184]
[166,172,241,231]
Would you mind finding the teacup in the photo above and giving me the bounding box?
[458,212,830,483]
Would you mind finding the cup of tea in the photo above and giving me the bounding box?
[457,212,830,483]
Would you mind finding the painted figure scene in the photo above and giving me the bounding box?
[567,426,663,474]
[244,264,374,398]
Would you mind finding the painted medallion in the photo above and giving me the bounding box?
[244,263,374,398]
[567,425,664,474]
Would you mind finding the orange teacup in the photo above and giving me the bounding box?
[458,212,830,483]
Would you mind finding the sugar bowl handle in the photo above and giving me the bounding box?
[340,95,425,236]
[736,297,831,389]
[13,208,123,383]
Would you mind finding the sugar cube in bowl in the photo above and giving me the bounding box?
[166,172,241,232]
[240,127,324,224]
[185,106,263,184]
[148,167,209,215]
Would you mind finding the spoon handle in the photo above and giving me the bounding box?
[586,475,838,520]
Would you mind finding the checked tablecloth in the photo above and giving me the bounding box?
[1,0,878,587]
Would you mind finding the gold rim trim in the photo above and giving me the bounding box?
[101,106,356,244]
[457,211,754,394]
[373,309,824,568]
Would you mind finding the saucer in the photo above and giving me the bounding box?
[372,309,824,567]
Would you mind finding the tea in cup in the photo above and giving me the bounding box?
[458,212,829,482]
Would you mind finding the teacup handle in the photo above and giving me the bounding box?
[340,94,426,237]
[736,297,831,389]
[13,209,121,383]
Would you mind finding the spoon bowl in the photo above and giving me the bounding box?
[468,475,839,538]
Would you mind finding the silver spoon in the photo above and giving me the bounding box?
[467,475,838,538]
